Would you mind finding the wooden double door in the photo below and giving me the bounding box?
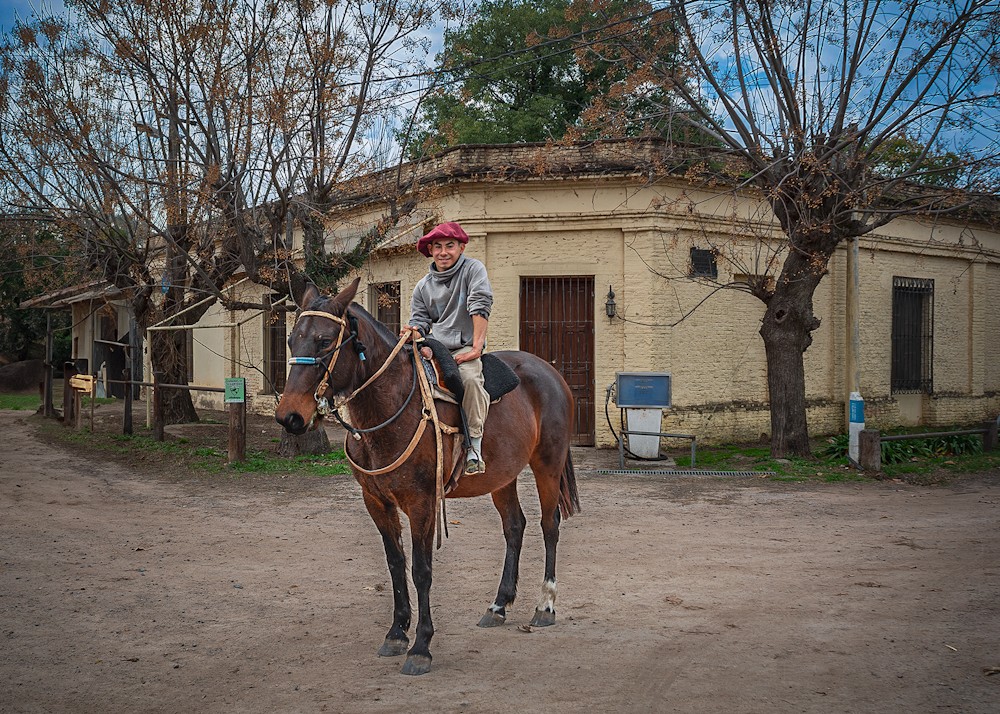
[519,276,595,446]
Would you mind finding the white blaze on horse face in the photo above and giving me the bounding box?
[536,578,557,613]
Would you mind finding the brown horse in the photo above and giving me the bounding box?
[275,278,580,675]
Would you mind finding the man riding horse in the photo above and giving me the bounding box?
[402,221,492,476]
[276,270,579,675]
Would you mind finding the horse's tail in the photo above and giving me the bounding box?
[559,450,581,518]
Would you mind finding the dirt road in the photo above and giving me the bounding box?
[1,408,998,713]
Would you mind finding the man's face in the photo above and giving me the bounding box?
[430,238,465,271]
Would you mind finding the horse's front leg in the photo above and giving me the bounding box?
[400,502,437,676]
[361,491,411,658]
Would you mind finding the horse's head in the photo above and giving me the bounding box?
[275,277,362,435]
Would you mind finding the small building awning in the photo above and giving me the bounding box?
[19,280,123,309]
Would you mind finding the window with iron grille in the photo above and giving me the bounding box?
[690,247,718,278]
[369,281,401,336]
[891,277,933,393]
[263,295,287,394]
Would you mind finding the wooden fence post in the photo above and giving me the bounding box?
[43,313,54,418]
[63,361,76,426]
[152,372,164,442]
[984,421,998,452]
[859,429,882,475]
[43,364,54,418]
[75,388,83,432]
[228,401,246,463]
[123,365,133,436]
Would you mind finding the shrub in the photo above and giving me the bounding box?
[819,430,984,464]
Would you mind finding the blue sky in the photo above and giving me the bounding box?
[0,1,65,34]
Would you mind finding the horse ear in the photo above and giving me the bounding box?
[329,277,361,314]
[293,280,320,310]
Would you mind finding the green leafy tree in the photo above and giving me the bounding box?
[0,221,76,364]
[871,135,964,187]
[407,0,686,157]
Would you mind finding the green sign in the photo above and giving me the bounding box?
[224,377,246,404]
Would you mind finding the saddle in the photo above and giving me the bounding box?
[417,338,520,494]
[418,337,520,406]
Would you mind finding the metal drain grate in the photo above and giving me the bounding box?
[596,469,774,477]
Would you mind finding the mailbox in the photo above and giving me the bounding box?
[69,374,96,393]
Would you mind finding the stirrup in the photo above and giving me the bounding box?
[464,457,486,475]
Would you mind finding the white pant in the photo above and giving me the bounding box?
[453,346,488,439]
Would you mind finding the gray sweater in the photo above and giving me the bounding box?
[409,255,493,351]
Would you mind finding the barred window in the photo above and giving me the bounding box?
[263,295,287,394]
[690,247,718,278]
[369,282,401,335]
[891,277,933,394]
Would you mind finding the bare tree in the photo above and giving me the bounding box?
[0,0,451,422]
[286,0,444,288]
[575,0,1000,456]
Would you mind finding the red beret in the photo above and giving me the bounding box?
[417,222,469,257]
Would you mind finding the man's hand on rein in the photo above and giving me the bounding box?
[399,325,420,339]
[400,326,432,359]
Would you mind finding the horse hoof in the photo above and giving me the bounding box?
[401,654,432,675]
[477,609,506,628]
[378,638,409,657]
[529,608,556,627]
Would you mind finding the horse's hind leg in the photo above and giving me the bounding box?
[530,503,561,626]
[529,457,565,627]
[478,481,526,628]
[361,491,411,658]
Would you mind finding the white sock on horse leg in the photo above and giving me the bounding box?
[537,578,557,613]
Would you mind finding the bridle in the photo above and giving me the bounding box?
[286,309,357,416]
[288,308,417,420]
[287,308,434,450]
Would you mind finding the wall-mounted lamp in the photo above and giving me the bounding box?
[605,285,617,319]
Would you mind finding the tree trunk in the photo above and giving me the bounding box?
[300,208,331,285]
[278,424,331,457]
[149,329,199,425]
[761,316,811,457]
[759,252,824,458]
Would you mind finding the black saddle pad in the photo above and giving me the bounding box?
[421,338,520,402]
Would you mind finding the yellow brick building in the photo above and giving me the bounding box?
[136,141,1000,447]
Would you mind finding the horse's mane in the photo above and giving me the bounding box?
[347,302,398,347]
[305,294,396,345]
[304,293,401,369]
